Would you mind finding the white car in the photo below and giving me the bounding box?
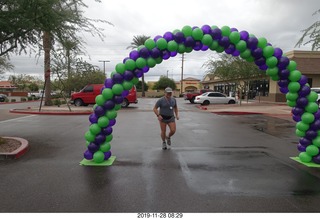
[310,87,320,105]
[194,92,236,105]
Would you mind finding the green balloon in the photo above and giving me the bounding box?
[155,57,163,64]
[177,44,186,54]
[211,25,218,30]
[106,109,117,120]
[301,112,315,124]
[114,104,121,111]
[296,121,310,132]
[122,81,133,91]
[98,116,109,128]
[201,34,213,46]
[182,25,192,37]
[192,28,204,41]
[147,57,157,67]
[167,41,178,52]
[100,141,111,152]
[305,102,319,113]
[144,38,156,50]
[307,91,318,102]
[95,94,105,106]
[263,46,274,58]
[102,88,114,100]
[288,82,301,93]
[299,152,312,163]
[287,100,296,107]
[156,38,167,50]
[270,75,280,82]
[296,129,306,137]
[85,131,95,142]
[221,26,231,36]
[93,104,97,110]
[110,71,116,78]
[185,47,193,53]
[106,134,113,142]
[209,41,219,51]
[266,56,278,68]
[236,40,247,52]
[131,77,139,85]
[306,145,319,156]
[115,63,126,74]
[287,60,297,71]
[112,84,123,95]
[216,46,225,53]
[136,57,147,69]
[288,70,301,82]
[266,67,279,77]
[89,124,101,135]
[286,92,298,101]
[172,29,180,34]
[137,45,144,51]
[245,56,255,63]
[312,136,320,147]
[125,59,136,71]
[93,151,105,163]
[240,49,251,59]
[229,32,240,44]
[257,37,267,49]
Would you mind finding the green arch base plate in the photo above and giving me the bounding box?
[80,156,116,166]
[290,157,320,168]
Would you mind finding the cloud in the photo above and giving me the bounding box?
[4,0,319,82]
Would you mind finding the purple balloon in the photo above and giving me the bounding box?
[306,130,317,140]
[84,150,93,160]
[133,69,143,78]
[230,27,238,32]
[298,85,311,97]
[153,35,162,41]
[129,50,140,60]
[219,36,230,48]
[254,57,266,66]
[163,32,174,41]
[310,119,320,130]
[103,100,115,110]
[88,142,100,153]
[122,57,129,64]
[174,32,185,43]
[122,90,129,97]
[170,51,178,57]
[104,151,112,160]
[185,36,195,47]
[193,41,203,51]
[296,97,309,107]
[201,45,209,51]
[94,106,105,117]
[232,50,240,57]
[112,73,124,84]
[247,37,258,49]
[113,95,124,104]
[150,48,161,58]
[279,69,290,79]
[297,144,306,152]
[201,25,212,34]
[279,87,289,94]
[277,56,290,69]
[139,47,150,59]
[225,44,236,54]
[314,110,320,119]
[89,113,98,123]
[101,126,113,135]
[95,134,106,144]
[259,64,268,71]
[104,78,113,88]
[123,70,134,81]
[292,107,304,116]
[273,48,283,59]
[211,28,222,40]
[162,50,170,60]
[300,137,311,146]
[292,114,301,122]
[142,66,150,73]
[109,119,116,126]
[252,48,263,59]
[278,79,289,88]
[312,154,320,164]
[239,31,249,41]
[298,75,308,86]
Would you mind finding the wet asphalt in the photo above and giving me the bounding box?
[1,99,320,213]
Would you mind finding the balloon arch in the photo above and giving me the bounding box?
[80,25,320,166]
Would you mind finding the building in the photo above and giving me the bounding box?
[200,50,320,102]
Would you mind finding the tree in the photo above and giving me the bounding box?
[136,80,149,92]
[153,76,176,91]
[127,35,150,97]
[0,0,111,105]
[203,54,265,104]
[296,9,320,50]
[0,57,13,79]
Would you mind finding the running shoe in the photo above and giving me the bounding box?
[162,141,167,150]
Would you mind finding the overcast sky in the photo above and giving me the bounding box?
[4,0,320,82]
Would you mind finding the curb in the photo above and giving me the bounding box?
[0,137,29,160]
[212,111,263,115]
[9,109,92,115]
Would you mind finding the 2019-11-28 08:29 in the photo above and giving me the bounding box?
[137,213,183,218]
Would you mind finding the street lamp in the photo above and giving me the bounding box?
[99,60,110,77]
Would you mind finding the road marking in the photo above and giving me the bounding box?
[0,115,37,124]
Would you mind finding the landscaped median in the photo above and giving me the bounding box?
[9,105,93,115]
[0,137,29,160]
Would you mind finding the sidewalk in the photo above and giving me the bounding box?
[9,104,93,115]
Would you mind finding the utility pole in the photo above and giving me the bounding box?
[99,60,110,78]
[180,54,184,95]
[167,70,169,78]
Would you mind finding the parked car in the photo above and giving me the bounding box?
[184,89,214,103]
[70,84,138,107]
[194,92,236,105]
[0,94,7,102]
[28,90,57,98]
[310,87,320,105]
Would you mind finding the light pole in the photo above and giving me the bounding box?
[99,60,110,77]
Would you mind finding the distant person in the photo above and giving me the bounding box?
[153,87,179,150]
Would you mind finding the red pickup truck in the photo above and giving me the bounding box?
[184,89,214,103]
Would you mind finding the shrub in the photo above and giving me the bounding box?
[11,99,16,102]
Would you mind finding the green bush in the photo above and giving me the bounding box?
[21,98,27,102]
[11,99,16,102]
[53,99,61,106]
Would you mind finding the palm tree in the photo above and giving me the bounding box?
[127,35,150,97]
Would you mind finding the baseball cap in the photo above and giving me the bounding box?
[165,87,173,93]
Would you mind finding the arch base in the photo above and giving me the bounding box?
[80,156,116,166]
[290,157,320,168]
